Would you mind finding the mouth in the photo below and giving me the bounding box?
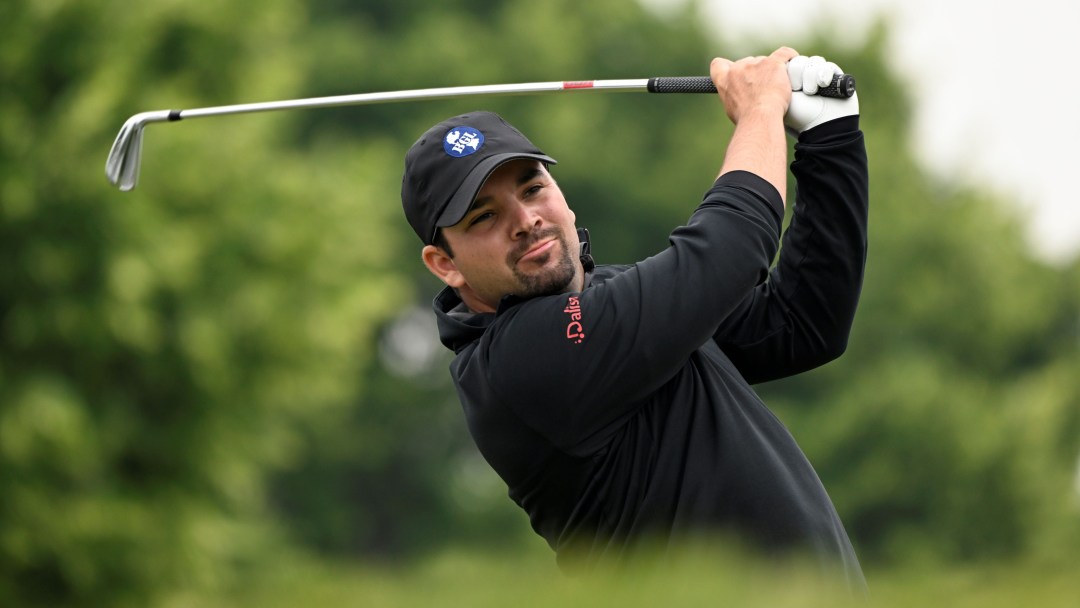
[516,238,556,265]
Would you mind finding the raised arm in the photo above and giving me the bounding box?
[711,47,796,202]
[713,56,867,383]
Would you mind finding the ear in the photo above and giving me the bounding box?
[421,245,466,288]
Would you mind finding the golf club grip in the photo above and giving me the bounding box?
[647,74,856,98]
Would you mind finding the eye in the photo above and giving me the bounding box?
[468,211,494,226]
[524,183,543,197]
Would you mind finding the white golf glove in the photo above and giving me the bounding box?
[784,55,859,136]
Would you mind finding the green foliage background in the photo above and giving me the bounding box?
[1,0,1077,605]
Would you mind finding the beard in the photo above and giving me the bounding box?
[507,227,578,299]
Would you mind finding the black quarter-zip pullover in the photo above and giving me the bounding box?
[432,117,868,589]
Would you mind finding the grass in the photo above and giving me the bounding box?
[180,544,1080,608]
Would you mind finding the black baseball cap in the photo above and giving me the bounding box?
[401,111,557,245]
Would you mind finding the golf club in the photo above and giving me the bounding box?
[105,74,855,191]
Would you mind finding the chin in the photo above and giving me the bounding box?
[518,267,578,299]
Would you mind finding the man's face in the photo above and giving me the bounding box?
[422,159,582,312]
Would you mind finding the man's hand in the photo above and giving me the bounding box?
[784,55,860,136]
[710,47,797,125]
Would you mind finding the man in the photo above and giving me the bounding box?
[400,47,868,589]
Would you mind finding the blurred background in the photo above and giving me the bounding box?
[2,0,1077,606]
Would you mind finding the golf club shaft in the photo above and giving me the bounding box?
[172,74,853,121]
[106,74,855,190]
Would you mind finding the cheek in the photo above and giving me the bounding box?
[459,246,507,277]
[551,190,574,224]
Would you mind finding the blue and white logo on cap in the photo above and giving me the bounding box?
[443,126,484,157]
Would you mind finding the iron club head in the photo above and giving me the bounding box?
[105,110,173,191]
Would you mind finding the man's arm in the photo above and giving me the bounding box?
[713,114,868,383]
[711,47,796,203]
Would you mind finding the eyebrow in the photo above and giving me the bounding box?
[470,165,546,210]
[514,166,545,185]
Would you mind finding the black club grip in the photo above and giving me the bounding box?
[647,74,856,98]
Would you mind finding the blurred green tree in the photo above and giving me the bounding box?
[1,0,407,604]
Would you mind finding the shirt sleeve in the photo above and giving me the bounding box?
[474,170,785,455]
[711,116,869,383]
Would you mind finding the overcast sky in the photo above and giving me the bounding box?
[644,0,1079,264]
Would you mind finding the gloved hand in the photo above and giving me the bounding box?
[784,55,859,136]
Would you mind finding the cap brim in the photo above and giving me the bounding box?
[434,152,557,232]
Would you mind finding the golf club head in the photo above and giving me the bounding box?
[105,111,172,191]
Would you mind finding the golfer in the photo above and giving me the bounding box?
[401,47,867,589]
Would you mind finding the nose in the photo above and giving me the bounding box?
[509,200,542,239]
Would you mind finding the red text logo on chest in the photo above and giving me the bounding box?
[563,296,586,344]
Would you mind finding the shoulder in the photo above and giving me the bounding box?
[590,263,633,283]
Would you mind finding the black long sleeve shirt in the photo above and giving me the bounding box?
[432,117,868,588]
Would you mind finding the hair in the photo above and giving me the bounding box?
[433,228,455,258]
